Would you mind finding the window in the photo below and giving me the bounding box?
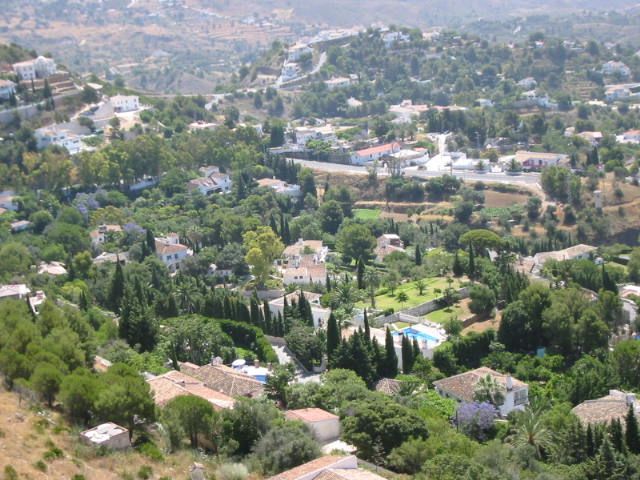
[514,389,528,406]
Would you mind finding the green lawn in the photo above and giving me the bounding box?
[425,301,471,324]
[361,277,462,312]
[354,208,381,221]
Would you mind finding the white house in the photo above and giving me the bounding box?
[269,291,331,329]
[517,77,537,89]
[0,190,18,211]
[521,90,556,109]
[602,61,631,78]
[0,284,31,301]
[283,263,327,287]
[280,63,300,83]
[28,290,47,315]
[0,79,16,100]
[10,220,32,233]
[383,31,410,47]
[514,150,569,170]
[155,234,192,272]
[12,56,56,81]
[285,408,340,444]
[282,239,329,267]
[288,43,313,62]
[188,169,232,195]
[351,142,401,165]
[81,423,130,450]
[375,234,405,262]
[110,95,140,113]
[324,76,356,90]
[530,244,597,274]
[90,224,123,248]
[433,367,529,417]
[621,129,640,144]
[257,178,302,197]
[34,123,90,155]
[294,125,337,146]
[389,100,429,124]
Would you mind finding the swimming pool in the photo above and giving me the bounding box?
[393,327,440,343]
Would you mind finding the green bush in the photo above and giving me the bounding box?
[137,465,153,480]
[137,441,164,461]
[4,465,18,480]
[34,460,47,472]
[43,446,64,461]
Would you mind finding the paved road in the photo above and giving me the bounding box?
[290,158,541,186]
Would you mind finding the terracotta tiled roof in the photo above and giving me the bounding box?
[283,240,324,258]
[155,242,189,255]
[268,456,351,480]
[356,142,400,157]
[572,391,637,426]
[285,408,338,423]
[374,378,402,396]
[178,362,264,398]
[147,370,235,409]
[433,367,527,403]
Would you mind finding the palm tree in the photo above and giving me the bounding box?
[364,267,380,308]
[473,374,505,406]
[509,405,552,459]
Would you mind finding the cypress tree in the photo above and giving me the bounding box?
[609,419,625,453]
[415,244,422,266]
[263,300,272,335]
[146,228,156,253]
[401,335,414,374]
[279,215,286,242]
[276,312,284,337]
[384,327,398,378]
[108,260,125,312]
[270,215,279,236]
[283,218,291,245]
[586,424,595,457]
[250,296,261,325]
[326,313,340,360]
[165,294,179,318]
[356,258,365,289]
[468,244,476,280]
[363,309,371,343]
[79,290,89,311]
[452,251,463,277]
[326,274,332,292]
[412,338,421,364]
[626,405,640,454]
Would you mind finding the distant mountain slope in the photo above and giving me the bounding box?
[198,0,640,26]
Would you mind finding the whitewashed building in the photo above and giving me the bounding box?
[12,56,56,81]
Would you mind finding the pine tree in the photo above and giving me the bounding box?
[356,258,365,289]
[452,251,464,277]
[108,260,125,312]
[383,327,398,378]
[326,313,340,361]
[415,244,422,266]
[626,405,640,454]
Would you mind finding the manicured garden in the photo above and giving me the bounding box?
[362,277,462,312]
[424,300,472,324]
[353,208,381,221]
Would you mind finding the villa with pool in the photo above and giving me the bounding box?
[370,321,447,370]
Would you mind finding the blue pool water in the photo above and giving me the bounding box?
[393,328,439,343]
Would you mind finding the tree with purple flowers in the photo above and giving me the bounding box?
[455,401,497,441]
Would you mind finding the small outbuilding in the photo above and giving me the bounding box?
[80,422,130,450]
[285,408,340,444]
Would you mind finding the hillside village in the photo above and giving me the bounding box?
[4,13,640,480]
